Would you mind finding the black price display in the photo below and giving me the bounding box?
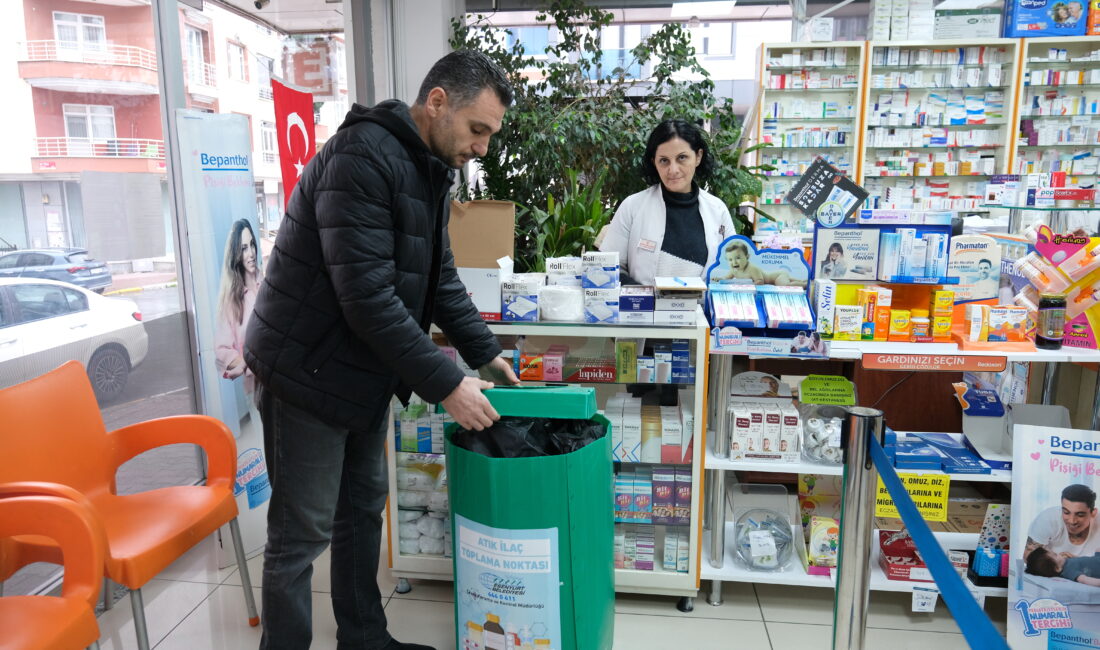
[786,158,869,228]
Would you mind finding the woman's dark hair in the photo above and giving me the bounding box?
[641,119,714,187]
[828,243,844,256]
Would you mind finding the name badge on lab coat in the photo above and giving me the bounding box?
[638,239,657,253]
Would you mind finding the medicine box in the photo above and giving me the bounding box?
[615,472,633,522]
[661,406,684,464]
[615,339,639,383]
[731,407,751,460]
[582,251,621,289]
[620,286,655,312]
[747,405,765,455]
[815,279,837,338]
[781,406,801,461]
[833,305,863,341]
[652,466,676,525]
[622,405,642,462]
[674,468,692,525]
[584,288,621,324]
[501,276,543,322]
[653,310,697,326]
[620,311,654,325]
[762,406,782,456]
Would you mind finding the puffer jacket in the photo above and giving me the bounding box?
[244,100,501,430]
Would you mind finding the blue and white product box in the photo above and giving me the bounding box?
[619,286,655,312]
[878,232,900,280]
[501,274,545,322]
[584,288,621,323]
[636,356,655,382]
[653,345,673,384]
[620,311,655,325]
[582,251,621,288]
[896,228,917,277]
[546,256,583,286]
[1003,0,1088,36]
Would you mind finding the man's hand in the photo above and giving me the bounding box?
[480,356,521,386]
[442,377,498,431]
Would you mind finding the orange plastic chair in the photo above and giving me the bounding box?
[0,361,259,650]
[0,487,106,650]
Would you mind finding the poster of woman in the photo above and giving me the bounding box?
[215,219,262,396]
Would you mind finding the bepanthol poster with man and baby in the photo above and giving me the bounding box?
[1010,424,1100,648]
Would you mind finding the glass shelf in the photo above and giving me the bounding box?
[1025,59,1100,68]
[864,144,1002,150]
[866,122,1005,129]
[870,85,1008,91]
[1018,144,1100,148]
[1023,83,1100,90]
[980,204,1100,211]
[765,65,860,72]
[764,87,859,93]
[1020,114,1100,119]
[764,144,852,149]
[763,117,858,122]
[864,173,993,178]
[872,63,1012,70]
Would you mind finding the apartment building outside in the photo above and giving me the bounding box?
[0,0,346,269]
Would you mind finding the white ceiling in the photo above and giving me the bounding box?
[218,0,344,33]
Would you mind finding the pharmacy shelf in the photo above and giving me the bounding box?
[764,87,860,93]
[1024,59,1100,68]
[763,117,858,122]
[700,523,1006,597]
[1023,83,1100,90]
[1018,143,1100,148]
[1019,113,1100,119]
[481,308,707,339]
[765,65,861,72]
[762,145,852,149]
[388,552,698,597]
[870,85,1008,91]
[392,316,712,600]
[865,145,1001,150]
[863,173,993,178]
[704,443,843,476]
[867,122,1005,129]
[826,339,1083,363]
[873,63,1007,71]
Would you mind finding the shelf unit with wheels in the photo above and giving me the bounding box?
[858,38,1021,214]
[384,313,711,606]
[755,41,868,235]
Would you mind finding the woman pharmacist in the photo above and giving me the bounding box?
[598,119,735,285]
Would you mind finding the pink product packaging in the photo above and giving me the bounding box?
[652,466,676,525]
[731,407,751,460]
[543,352,563,381]
[674,468,692,525]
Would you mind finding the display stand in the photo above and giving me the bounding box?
[385,312,711,602]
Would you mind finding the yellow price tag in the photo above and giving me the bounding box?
[875,473,950,523]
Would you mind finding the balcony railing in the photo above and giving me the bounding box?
[186,61,217,89]
[34,137,165,159]
[18,40,157,71]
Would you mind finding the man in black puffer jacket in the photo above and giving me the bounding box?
[244,51,517,650]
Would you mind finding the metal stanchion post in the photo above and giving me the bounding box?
[706,354,734,605]
[1042,363,1058,405]
[832,406,884,650]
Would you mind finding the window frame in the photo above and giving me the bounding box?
[53,11,106,52]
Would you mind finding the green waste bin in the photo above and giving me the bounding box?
[446,386,614,650]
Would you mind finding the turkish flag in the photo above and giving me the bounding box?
[271,78,316,209]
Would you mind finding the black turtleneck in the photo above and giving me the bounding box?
[661,184,708,267]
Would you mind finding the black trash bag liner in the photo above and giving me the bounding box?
[451,416,605,458]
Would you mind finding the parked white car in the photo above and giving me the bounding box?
[0,278,148,401]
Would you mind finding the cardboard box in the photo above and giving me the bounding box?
[450,201,514,321]
[878,530,968,582]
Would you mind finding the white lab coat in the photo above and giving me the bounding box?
[598,184,735,286]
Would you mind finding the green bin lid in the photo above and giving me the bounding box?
[483,386,597,420]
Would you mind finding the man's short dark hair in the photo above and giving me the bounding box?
[1063,484,1097,509]
[1025,547,1060,577]
[415,50,513,109]
[641,119,715,187]
[978,259,992,267]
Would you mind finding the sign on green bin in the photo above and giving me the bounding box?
[446,387,614,650]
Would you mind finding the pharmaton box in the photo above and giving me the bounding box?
[450,201,515,321]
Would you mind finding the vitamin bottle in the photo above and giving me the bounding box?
[1036,293,1066,350]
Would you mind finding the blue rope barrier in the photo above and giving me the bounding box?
[868,435,1009,650]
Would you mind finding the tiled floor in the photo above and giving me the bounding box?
[80,531,1009,650]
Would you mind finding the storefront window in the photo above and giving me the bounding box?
[1,0,191,597]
